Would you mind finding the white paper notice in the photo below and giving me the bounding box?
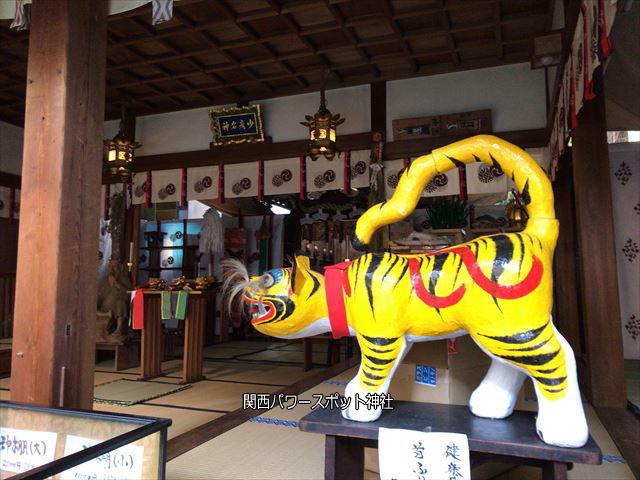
[0,427,58,473]
[378,428,470,480]
[61,435,145,480]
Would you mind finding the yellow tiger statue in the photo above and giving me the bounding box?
[223,135,588,448]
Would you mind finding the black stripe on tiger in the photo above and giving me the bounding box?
[478,320,549,344]
[369,347,395,354]
[514,233,526,279]
[505,336,551,352]
[307,272,321,300]
[365,355,396,366]
[446,155,465,168]
[489,152,502,173]
[363,371,385,381]
[429,253,449,314]
[533,376,567,386]
[521,178,532,205]
[536,367,559,374]
[452,254,464,287]
[394,261,409,290]
[497,349,560,366]
[491,235,513,282]
[365,365,385,371]
[544,388,565,393]
[353,256,363,291]
[381,255,400,284]
[360,334,399,346]
[365,253,385,318]
[363,381,377,387]
[473,154,483,163]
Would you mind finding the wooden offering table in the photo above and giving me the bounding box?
[299,401,602,480]
[139,290,206,383]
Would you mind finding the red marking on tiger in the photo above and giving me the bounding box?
[407,258,466,308]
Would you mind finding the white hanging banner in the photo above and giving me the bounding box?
[423,168,460,198]
[466,162,508,195]
[350,149,371,189]
[306,156,343,192]
[131,172,148,205]
[378,428,470,480]
[383,159,404,199]
[264,157,300,195]
[224,162,259,198]
[187,166,218,201]
[152,169,181,204]
[572,9,585,115]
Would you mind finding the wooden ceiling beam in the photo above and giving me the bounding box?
[264,0,344,84]
[438,0,461,66]
[105,51,529,118]
[172,9,273,95]
[379,0,418,72]
[215,0,308,88]
[495,0,504,59]
[324,1,380,78]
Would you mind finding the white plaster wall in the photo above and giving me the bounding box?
[386,63,547,136]
[0,121,24,175]
[132,83,371,156]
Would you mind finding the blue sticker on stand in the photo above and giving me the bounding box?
[415,365,437,387]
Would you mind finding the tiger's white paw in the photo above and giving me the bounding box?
[470,359,525,419]
[536,396,589,448]
[341,377,383,422]
[470,382,518,419]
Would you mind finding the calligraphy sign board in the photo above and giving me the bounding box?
[0,427,57,474]
[209,104,265,146]
[392,110,492,141]
[378,428,470,480]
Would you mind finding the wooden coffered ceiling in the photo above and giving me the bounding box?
[0,0,554,126]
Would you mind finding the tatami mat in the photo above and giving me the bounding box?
[167,420,326,480]
[94,402,223,439]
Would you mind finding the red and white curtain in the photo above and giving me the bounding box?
[549,0,618,180]
[224,163,259,198]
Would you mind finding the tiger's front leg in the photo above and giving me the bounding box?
[342,334,411,422]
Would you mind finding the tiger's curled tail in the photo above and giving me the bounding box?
[352,134,558,254]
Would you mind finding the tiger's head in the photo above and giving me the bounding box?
[222,255,328,338]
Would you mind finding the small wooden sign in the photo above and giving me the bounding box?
[392,109,492,141]
[209,104,265,146]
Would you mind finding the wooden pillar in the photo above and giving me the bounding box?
[570,68,625,407]
[10,0,107,409]
[368,81,387,252]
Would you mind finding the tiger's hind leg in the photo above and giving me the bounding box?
[469,358,526,419]
[469,317,588,448]
[342,334,411,422]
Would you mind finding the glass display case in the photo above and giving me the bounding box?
[0,401,170,480]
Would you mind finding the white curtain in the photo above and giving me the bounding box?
[609,142,640,360]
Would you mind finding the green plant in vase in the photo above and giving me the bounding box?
[425,197,470,229]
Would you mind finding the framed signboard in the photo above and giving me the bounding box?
[392,110,492,141]
[209,104,265,146]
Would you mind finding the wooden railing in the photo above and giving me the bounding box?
[0,273,16,339]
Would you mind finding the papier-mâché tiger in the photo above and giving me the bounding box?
[223,135,588,448]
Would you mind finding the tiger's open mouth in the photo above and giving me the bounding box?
[243,294,275,324]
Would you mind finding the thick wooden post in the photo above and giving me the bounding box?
[10,0,107,409]
[570,68,625,407]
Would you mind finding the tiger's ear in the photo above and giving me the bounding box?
[291,254,313,295]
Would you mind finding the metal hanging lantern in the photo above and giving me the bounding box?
[104,108,141,178]
[105,135,140,177]
[301,80,345,161]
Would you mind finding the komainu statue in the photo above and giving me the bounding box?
[97,260,132,343]
[223,136,588,448]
